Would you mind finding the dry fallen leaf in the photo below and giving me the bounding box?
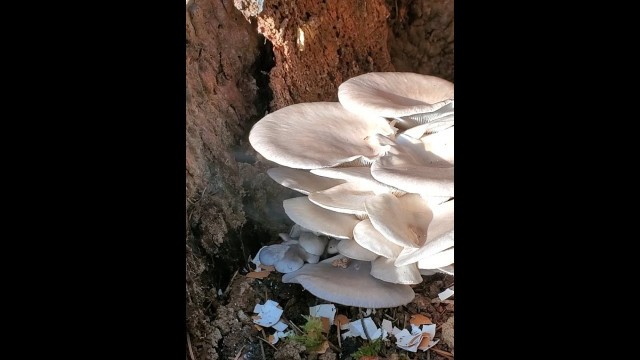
[410,314,432,326]
[246,270,271,279]
[360,357,379,360]
[417,334,431,350]
[314,340,330,354]
[320,317,330,333]
[254,324,263,332]
[334,314,349,327]
[261,265,276,271]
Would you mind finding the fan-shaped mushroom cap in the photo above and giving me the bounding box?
[353,219,403,259]
[308,182,375,217]
[417,247,454,269]
[283,197,360,239]
[370,257,423,285]
[249,102,394,169]
[337,238,379,261]
[298,232,328,256]
[371,134,454,197]
[399,128,454,166]
[267,167,346,195]
[311,167,404,195]
[338,72,454,118]
[281,259,415,308]
[395,200,454,266]
[365,193,433,248]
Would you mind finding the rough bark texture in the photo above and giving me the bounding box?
[387,0,454,81]
[185,1,454,359]
[256,0,396,110]
[186,1,260,358]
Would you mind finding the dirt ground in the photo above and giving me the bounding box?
[186,0,454,359]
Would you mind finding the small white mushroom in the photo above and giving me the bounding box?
[417,247,454,269]
[353,219,403,259]
[326,238,340,254]
[281,258,415,308]
[336,238,379,261]
[370,257,423,285]
[267,167,345,195]
[283,197,361,239]
[395,199,454,266]
[249,102,395,169]
[259,244,290,266]
[298,232,328,256]
[365,193,434,248]
[338,72,454,119]
[274,246,305,273]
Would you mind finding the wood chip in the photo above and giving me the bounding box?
[410,314,432,326]
[254,324,263,331]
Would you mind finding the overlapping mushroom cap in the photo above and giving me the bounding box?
[248,72,454,308]
[249,102,394,169]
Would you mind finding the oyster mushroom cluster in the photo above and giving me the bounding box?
[249,72,454,308]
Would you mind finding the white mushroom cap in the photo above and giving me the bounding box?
[283,197,361,239]
[311,167,404,195]
[274,246,305,273]
[395,199,454,266]
[365,193,434,248]
[371,134,454,197]
[417,247,454,269]
[353,219,403,259]
[308,182,375,217]
[249,102,394,169]
[326,238,340,254]
[298,232,328,256]
[370,257,423,285]
[338,72,454,118]
[258,244,290,266]
[281,259,415,308]
[267,167,346,195]
[336,238,379,261]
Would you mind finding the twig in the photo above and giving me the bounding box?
[328,341,341,353]
[186,332,196,360]
[431,348,454,359]
[233,345,246,360]
[258,336,266,360]
[336,323,342,349]
[286,319,304,335]
[257,335,277,351]
[223,269,239,296]
[383,313,397,322]
[360,315,371,341]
